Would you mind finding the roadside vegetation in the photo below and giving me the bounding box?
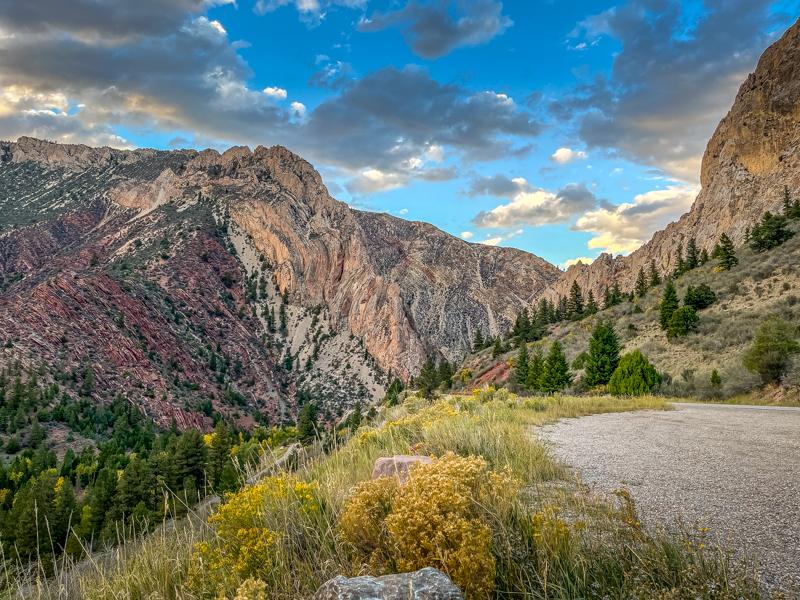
[3,392,765,600]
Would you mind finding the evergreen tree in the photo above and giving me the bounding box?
[673,243,686,277]
[417,357,439,397]
[526,347,544,391]
[567,280,584,319]
[80,363,94,397]
[28,419,46,448]
[217,462,240,494]
[539,341,571,393]
[174,429,208,489]
[603,286,612,310]
[208,421,232,487]
[492,336,503,359]
[700,248,710,265]
[515,343,529,386]
[686,238,700,270]
[790,198,800,220]
[297,403,318,446]
[584,320,620,387]
[438,359,454,388]
[743,227,751,243]
[750,212,795,252]
[557,296,568,321]
[584,290,598,316]
[717,233,739,270]
[683,284,716,311]
[649,260,662,287]
[350,402,362,432]
[710,370,722,389]
[666,306,700,340]
[659,280,680,330]
[784,185,792,216]
[473,329,485,353]
[634,267,648,298]
[608,350,661,396]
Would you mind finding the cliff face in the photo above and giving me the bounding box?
[554,18,800,298]
[0,136,561,397]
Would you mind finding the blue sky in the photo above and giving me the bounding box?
[0,0,796,266]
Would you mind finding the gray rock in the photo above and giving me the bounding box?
[312,567,464,600]
[371,455,432,483]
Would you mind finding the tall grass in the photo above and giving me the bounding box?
[6,394,765,600]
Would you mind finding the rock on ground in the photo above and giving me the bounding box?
[312,567,464,600]
[371,455,432,483]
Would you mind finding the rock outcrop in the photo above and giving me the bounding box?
[312,567,464,600]
[554,18,800,298]
[371,455,433,483]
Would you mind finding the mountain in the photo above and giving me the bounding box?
[0,137,560,428]
[554,18,800,299]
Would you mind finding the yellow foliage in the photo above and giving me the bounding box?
[233,578,268,600]
[358,401,459,445]
[713,266,724,274]
[529,505,578,572]
[340,453,519,599]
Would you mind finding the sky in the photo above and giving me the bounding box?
[0,0,797,267]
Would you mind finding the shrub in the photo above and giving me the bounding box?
[742,317,800,384]
[609,350,662,396]
[666,306,700,340]
[341,453,519,599]
[684,284,716,311]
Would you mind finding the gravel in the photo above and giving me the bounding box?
[538,403,800,589]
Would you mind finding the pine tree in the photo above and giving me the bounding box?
[611,281,623,306]
[700,248,709,265]
[473,329,485,353]
[649,260,662,287]
[750,212,795,252]
[28,419,46,448]
[515,343,529,386]
[743,227,751,243]
[603,286,612,310]
[717,233,739,270]
[350,402,362,431]
[417,357,439,397]
[608,350,661,396]
[585,290,598,315]
[659,280,680,331]
[438,359,454,388]
[790,198,800,220]
[567,280,584,319]
[710,369,722,389]
[539,341,571,393]
[297,403,318,445]
[208,421,232,487]
[634,267,648,298]
[784,185,792,215]
[80,363,94,397]
[686,238,699,270]
[584,320,620,387]
[492,336,503,359]
[557,295,568,321]
[526,347,544,391]
[673,243,686,277]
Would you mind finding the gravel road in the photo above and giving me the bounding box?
[538,403,800,589]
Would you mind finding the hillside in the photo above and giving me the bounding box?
[554,17,800,300]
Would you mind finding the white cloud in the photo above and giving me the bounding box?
[560,256,596,269]
[290,101,306,118]
[471,182,598,229]
[460,231,474,239]
[263,87,288,100]
[550,147,588,164]
[315,54,330,64]
[480,237,502,246]
[397,208,408,215]
[572,184,698,254]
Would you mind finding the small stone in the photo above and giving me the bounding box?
[312,567,464,600]
[371,455,432,483]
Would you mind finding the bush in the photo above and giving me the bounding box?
[609,350,662,396]
[742,317,800,384]
[750,211,794,252]
[340,453,519,598]
[667,306,700,340]
[684,284,716,310]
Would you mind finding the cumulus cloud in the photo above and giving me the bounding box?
[0,3,541,197]
[472,182,600,229]
[480,237,502,246]
[357,0,513,59]
[397,208,409,215]
[549,147,587,164]
[560,256,596,269]
[460,231,474,239]
[571,184,698,254]
[554,0,792,182]
[464,173,533,198]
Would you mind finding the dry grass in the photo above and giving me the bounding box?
[5,394,768,600]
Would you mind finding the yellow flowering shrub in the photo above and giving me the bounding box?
[189,476,320,596]
[358,401,459,446]
[233,577,268,600]
[340,453,520,599]
[529,505,578,573]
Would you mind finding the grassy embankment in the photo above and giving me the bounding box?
[7,393,763,600]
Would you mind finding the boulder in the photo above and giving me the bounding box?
[312,567,463,600]
[371,455,432,483]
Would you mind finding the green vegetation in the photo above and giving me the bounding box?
[609,350,662,396]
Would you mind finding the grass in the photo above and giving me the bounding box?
[6,393,767,600]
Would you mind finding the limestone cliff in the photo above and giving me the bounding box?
[554,18,800,299]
